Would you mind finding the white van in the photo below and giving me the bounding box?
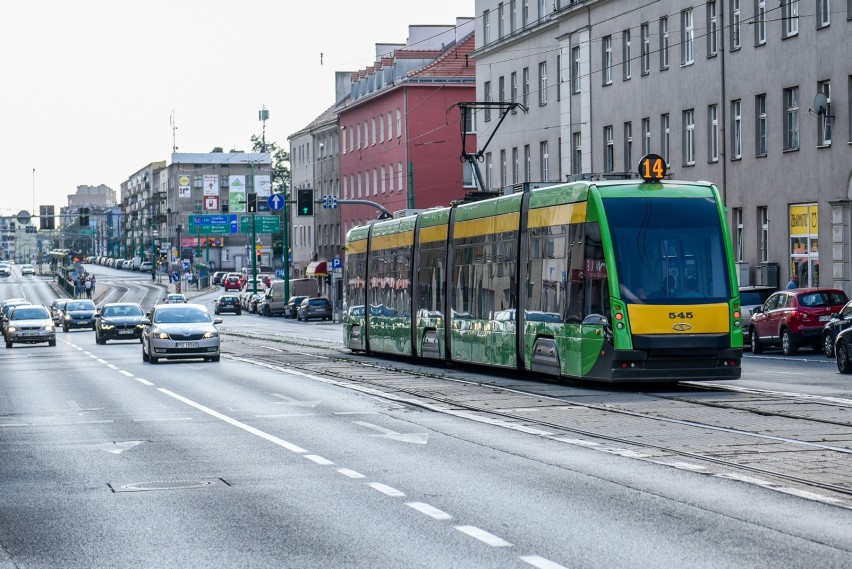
[260,278,317,316]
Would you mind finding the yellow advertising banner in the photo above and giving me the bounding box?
[789,204,818,236]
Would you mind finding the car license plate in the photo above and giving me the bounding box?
[819,315,830,322]
[118,329,134,335]
[175,342,199,348]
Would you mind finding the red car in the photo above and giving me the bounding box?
[223,275,242,291]
[749,288,849,355]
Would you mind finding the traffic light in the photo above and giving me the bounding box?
[79,207,90,226]
[247,192,257,213]
[297,189,314,216]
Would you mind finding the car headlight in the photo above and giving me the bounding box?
[203,331,219,339]
[64,315,71,320]
[6,326,17,333]
[136,324,144,329]
[101,324,115,330]
[44,325,54,332]
[152,329,169,339]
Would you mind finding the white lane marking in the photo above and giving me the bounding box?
[107,364,119,370]
[157,388,307,453]
[97,359,109,364]
[134,377,155,386]
[658,462,707,471]
[337,468,366,479]
[119,370,134,377]
[406,502,452,521]
[368,482,405,497]
[255,413,317,418]
[552,437,602,447]
[88,354,98,359]
[0,423,33,427]
[454,526,513,547]
[599,448,650,458]
[775,487,844,504]
[353,421,430,444]
[715,473,773,486]
[270,393,321,407]
[304,454,334,465]
[520,555,571,569]
[333,411,381,415]
[132,417,192,423]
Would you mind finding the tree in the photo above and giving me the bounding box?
[251,135,290,198]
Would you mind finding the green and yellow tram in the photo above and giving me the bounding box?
[343,155,742,383]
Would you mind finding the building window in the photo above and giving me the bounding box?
[380,166,386,194]
[522,0,529,26]
[540,141,550,180]
[734,208,744,262]
[642,117,651,155]
[730,0,741,50]
[784,86,800,150]
[396,109,402,138]
[782,0,799,37]
[484,81,492,122]
[602,35,613,85]
[538,0,546,19]
[817,0,830,28]
[342,175,348,199]
[398,161,404,192]
[731,99,742,159]
[463,161,476,188]
[510,0,517,32]
[388,164,394,192]
[603,126,614,173]
[755,94,767,156]
[499,75,505,103]
[387,112,392,139]
[498,3,505,38]
[624,122,633,171]
[659,17,669,70]
[622,30,631,80]
[538,61,548,105]
[640,23,650,74]
[464,107,476,134]
[512,147,519,183]
[681,9,694,65]
[707,2,718,56]
[759,206,769,263]
[524,144,531,182]
[571,46,581,93]
[485,153,493,190]
[483,9,490,44]
[379,115,384,143]
[708,104,719,162]
[510,72,518,107]
[755,0,767,45]
[661,113,670,164]
[556,53,562,101]
[500,149,507,187]
[522,67,530,106]
[817,80,831,146]
[683,109,695,165]
[371,118,376,145]
[572,133,582,175]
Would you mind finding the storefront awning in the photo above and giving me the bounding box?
[306,261,327,277]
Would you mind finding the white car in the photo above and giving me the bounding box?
[142,303,222,363]
[21,264,35,275]
[5,304,55,348]
[0,263,10,277]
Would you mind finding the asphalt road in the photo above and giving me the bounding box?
[1,265,851,568]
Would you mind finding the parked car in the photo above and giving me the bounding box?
[297,297,332,321]
[94,302,145,344]
[21,263,35,275]
[835,326,852,373]
[0,262,10,277]
[822,299,852,358]
[4,304,55,348]
[142,303,222,363]
[285,295,309,319]
[739,286,777,347]
[214,294,242,315]
[749,288,849,355]
[61,299,98,332]
[247,293,262,314]
[139,261,153,272]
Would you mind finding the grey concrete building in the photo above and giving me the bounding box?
[473,0,851,291]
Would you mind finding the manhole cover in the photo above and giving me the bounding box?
[109,478,229,493]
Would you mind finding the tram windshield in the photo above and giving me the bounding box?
[603,196,732,304]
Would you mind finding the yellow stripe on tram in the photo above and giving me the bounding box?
[627,303,730,334]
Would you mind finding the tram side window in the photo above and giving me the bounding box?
[394,247,412,316]
[583,223,610,317]
[345,252,366,313]
[492,232,517,317]
[416,243,446,317]
[526,225,567,322]
[564,223,587,322]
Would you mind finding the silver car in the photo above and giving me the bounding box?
[142,303,222,364]
[739,285,777,346]
[4,305,56,348]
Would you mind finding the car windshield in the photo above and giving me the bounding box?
[67,301,96,311]
[103,305,143,317]
[12,307,50,320]
[154,307,212,324]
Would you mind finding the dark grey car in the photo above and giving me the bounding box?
[297,297,332,322]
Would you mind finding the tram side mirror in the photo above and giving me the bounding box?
[582,314,609,327]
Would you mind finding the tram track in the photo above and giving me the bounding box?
[222,330,852,505]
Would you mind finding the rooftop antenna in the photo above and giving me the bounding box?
[170,109,179,153]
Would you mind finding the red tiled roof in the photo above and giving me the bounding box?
[408,33,475,79]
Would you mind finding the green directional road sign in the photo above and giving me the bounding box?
[239,215,280,233]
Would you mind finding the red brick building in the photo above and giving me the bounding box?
[339,24,476,236]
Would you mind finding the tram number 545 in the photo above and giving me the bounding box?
[669,312,694,319]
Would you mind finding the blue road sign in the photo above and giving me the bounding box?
[268,194,285,211]
[331,257,342,269]
[229,214,239,234]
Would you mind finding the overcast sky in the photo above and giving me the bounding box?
[0,0,472,217]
